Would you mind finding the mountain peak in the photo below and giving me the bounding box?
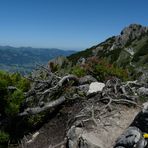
[69,23,148,75]
[119,24,147,42]
[111,24,148,48]
[121,24,148,35]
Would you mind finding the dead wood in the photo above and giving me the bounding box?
[19,96,66,116]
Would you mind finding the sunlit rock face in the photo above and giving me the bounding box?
[115,24,148,47]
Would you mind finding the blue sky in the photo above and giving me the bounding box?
[0,0,148,50]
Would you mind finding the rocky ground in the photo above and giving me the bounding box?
[9,62,147,148]
[18,105,139,148]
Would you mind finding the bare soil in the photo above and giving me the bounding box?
[15,104,140,148]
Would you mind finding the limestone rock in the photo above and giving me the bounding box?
[67,126,83,148]
[79,132,104,148]
[87,82,105,95]
[137,87,148,96]
[67,126,104,148]
[77,58,86,65]
[143,102,148,111]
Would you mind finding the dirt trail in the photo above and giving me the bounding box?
[17,105,139,148]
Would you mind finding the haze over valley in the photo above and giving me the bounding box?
[0,46,75,73]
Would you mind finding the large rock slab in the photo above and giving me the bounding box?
[67,126,104,148]
[79,132,104,148]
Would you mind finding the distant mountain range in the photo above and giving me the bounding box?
[0,46,75,73]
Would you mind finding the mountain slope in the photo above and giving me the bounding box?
[68,24,148,67]
[0,46,75,73]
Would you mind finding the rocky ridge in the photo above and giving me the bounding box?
[68,24,148,82]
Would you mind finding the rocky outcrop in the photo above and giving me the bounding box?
[48,56,70,72]
[115,24,148,48]
[68,24,148,82]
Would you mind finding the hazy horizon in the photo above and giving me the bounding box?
[0,45,81,51]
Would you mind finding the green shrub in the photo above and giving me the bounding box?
[5,90,24,116]
[77,57,128,81]
[0,79,7,96]
[0,131,9,144]
[5,103,19,116]
[27,114,45,127]
[71,65,86,77]
[17,78,30,92]
[0,71,29,117]
[11,90,25,105]
[0,70,30,144]
[132,40,148,63]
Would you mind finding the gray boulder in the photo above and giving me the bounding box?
[67,126,104,148]
[67,126,83,148]
[79,75,97,85]
[137,87,148,96]
[87,82,105,96]
[78,132,104,148]
[77,84,89,96]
